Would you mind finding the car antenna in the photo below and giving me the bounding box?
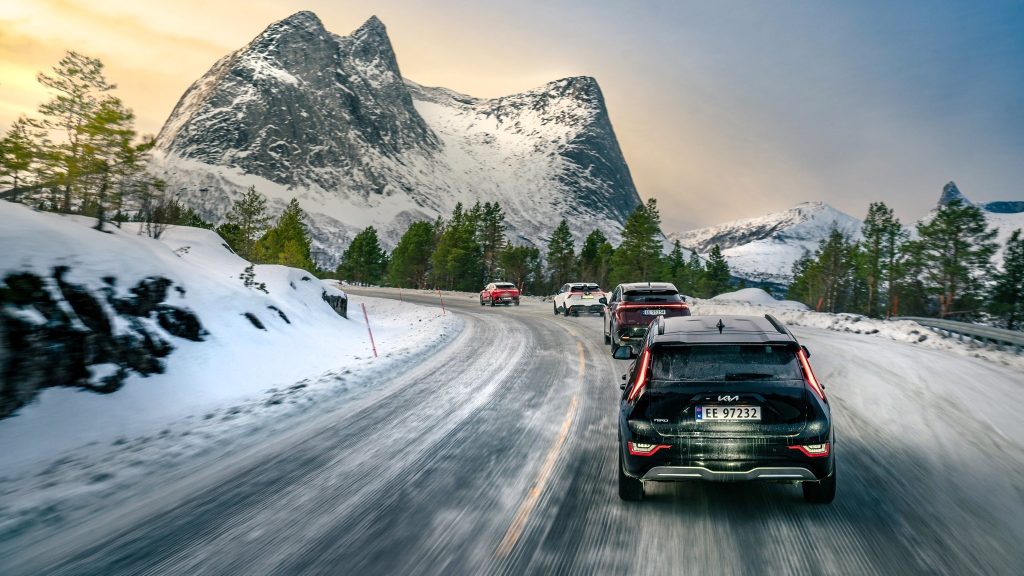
[717,319,725,334]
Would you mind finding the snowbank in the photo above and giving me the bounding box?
[692,296,1024,371]
[710,288,809,310]
[0,201,461,474]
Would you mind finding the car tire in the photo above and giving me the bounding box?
[490,299,495,307]
[480,298,485,306]
[514,300,520,306]
[802,462,836,504]
[564,306,571,317]
[553,303,559,315]
[604,330,611,345]
[618,451,644,501]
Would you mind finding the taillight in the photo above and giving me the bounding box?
[788,443,830,458]
[626,349,651,402]
[628,441,671,456]
[797,348,826,401]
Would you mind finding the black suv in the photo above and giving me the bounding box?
[615,314,835,503]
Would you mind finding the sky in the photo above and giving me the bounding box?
[1,0,1021,233]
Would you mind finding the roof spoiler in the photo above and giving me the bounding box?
[765,314,792,337]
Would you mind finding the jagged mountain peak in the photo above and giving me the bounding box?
[940,181,968,205]
[153,14,640,265]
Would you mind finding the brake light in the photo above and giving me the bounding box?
[788,443,830,458]
[626,349,651,402]
[628,441,671,456]
[797,348,826,401]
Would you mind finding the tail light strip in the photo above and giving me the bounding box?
[628,441,672,456]
[626,349,651,403]
[788,443,831,458]
[796,348,826,401]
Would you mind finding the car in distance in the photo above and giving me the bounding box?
[616,314,835,504]
[603,282,689,355]
[480,282,521,306]
[553,282,605,316]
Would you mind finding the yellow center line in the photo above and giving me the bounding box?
[495,341,584,558]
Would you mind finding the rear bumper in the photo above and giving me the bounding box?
[568,303,605,314]
[642,466,817,482]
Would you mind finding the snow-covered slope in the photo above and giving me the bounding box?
[925,182,1024,267]
[0,201,459,471]
[152,11,641,262]
[669,202,861,284]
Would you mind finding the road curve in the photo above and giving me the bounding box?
[1,288,1022,575]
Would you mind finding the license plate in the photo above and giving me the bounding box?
[642,309,666,316]
[582,295,594,299]
[695,405,761,421]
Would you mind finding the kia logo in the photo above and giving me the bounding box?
[718,395,739,402]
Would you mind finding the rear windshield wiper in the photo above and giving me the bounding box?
[724,372,775,381]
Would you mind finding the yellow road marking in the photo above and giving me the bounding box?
[495,341,584,558]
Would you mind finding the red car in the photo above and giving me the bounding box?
[480,282,521,306]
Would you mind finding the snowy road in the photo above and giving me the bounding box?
[2,288,1023,575]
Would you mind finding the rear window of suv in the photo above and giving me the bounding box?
[623,290,681,303]
[650,345,802,382]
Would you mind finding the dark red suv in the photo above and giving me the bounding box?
[602,282,690,356]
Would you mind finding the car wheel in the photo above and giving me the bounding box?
[564,306,571,317]
[553,303,559,315]
[480,298,485,306]
[604,330,611,345]
[490,299,495,307]
[618,451,644,501]
[802,462,836,504]
[514,300,520,306]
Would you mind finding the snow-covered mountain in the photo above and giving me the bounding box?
[152,11,640,264]
[669,202,861,285]
[928,181,1023,266]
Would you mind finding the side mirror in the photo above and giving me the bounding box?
[801,345,811,358]
[612,346,635,360]
[598,296,607,305]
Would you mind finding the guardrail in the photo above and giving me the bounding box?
[895,316,1023,354]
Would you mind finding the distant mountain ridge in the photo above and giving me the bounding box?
[669,202,862,285]
[928,181,1023,266]
[152,11,641,263]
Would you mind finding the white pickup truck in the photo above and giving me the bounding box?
[553,282,606,316]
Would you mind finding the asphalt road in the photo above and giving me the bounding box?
[3,288,1022,575]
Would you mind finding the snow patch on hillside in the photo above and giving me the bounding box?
[0,201,460,475]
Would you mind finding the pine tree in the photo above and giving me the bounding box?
[860,202,906,317]
[389,220,436,288]
[915,198,998,319]
[0,117,37,201]
[477,202,507,281]
[989,230,1024,330]
[499,245,542,293]
[579,229,607,280]
[222,186,270,260]
[255,198,314,270]
[77,97,145,231]
[338,226,387,285]
[431,203,483,291]
[34,51,116,213]
[686,252,705,297]
[700,245,731,297]
[609,198,664,287]
[546,219,576,291]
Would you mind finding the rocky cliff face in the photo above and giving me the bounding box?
[153,12,641,262]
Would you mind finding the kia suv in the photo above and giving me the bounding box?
[616,314,836,504]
